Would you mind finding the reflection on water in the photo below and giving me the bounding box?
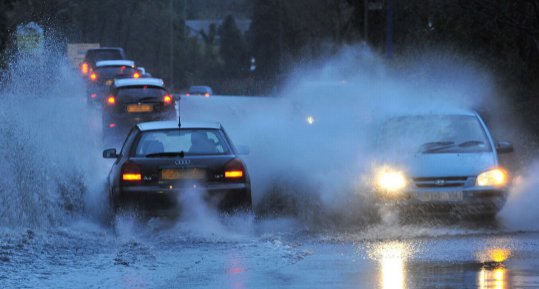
[477,248,511,289]
[226,251,246,289]
[369,241,414,289]
[478,267,507,289]
[367,242,512,289]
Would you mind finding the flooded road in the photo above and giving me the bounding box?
[2,50,539,288]
[1,217,537,288]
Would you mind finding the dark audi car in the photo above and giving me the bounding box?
[102,78,175,148]
[103,121,252,216]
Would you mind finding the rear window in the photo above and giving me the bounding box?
[189,86,211,93]
[86,49,123,63]
[117,86,166,98]
[95,66,137,80]
[133,129,230,156]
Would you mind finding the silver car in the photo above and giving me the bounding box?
[371,111,514,218]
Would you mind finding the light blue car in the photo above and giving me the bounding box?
[372,110,514,218]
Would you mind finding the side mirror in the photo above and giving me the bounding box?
[495,141,514,154]
[103,148,118,159]
[236,145,250,155]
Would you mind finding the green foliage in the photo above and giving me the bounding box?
[218,15,248,77]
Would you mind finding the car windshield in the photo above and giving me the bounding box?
[86,49,123,63]
[378,115,492,154]
[95,66,137,80]
[133,129,230,156]
[118,86,166,99]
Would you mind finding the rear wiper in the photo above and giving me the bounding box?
[145,151,185,158]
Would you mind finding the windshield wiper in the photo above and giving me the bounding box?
[420,141,455,153]
[145,151,185,158]
[458,140,484,147]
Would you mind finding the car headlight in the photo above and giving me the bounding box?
[476,168,508,187]
[375,169,407,192]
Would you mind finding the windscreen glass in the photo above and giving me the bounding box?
[134,129,230,156]
[378,115,492,154]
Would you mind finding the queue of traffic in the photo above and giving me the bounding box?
[79,47,517,223]
[80,47,251,220]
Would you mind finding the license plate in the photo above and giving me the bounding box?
[161,168,205,180]
[415,191,463,202]
[127,104,153,113]
[106,80,113,85]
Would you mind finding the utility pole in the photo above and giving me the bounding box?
[364,0,368,43]
[169,0,174,90]
[386,0,394,59]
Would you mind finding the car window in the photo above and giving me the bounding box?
[133,129,230,156]
[378,115,492,154]
[189,86,209,93]
[95,66,137,80]
[120,127,139,156]
[86,50,123,63]
[117,86,166,99]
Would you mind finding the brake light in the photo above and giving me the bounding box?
[108,123,116,128]
[225,158,245,179]
[204,92,210,97]
[81,62,89,74]
[163,95,172,105]
[186,93,190,96]
[107,96,116,105]
[133,72,140,79]
[90,72,97,81]
[122,162,142,183]
[90,93,97,99]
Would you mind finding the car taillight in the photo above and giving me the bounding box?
[90,72,97,81]
[186,93,190,96]
[107,96,116,105]
[204,92,210,97]
[133,72,140,79]
[108,122,116,128]
[90,93,97,99]
[163,95,172,105]
[81,62,89,74]
[225,158,245,179]
[122,162,142,184]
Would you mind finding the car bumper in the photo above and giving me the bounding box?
[112,183,251,214]
[376,187,508,216]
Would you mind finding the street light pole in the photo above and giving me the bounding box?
[364,0,368,43]
[386,0,394,59]
[169,0,174,90]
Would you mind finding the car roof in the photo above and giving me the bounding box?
[113,78,165,88]
[95,60,135,67]
[389,109,478,118]
[87,47,124,52]
[137,120,222,131]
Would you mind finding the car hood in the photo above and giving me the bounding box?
[395,152,497,178]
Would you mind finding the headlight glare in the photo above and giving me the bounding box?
[376,170,407,192]
[476,168,508,187]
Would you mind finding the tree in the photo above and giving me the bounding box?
[0,0,13,69]
[249,0,282,78]
[218,15,248,77]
